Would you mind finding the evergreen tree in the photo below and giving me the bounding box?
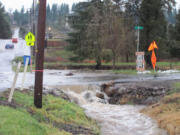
[51,4,58,22]
[67,0,137,67]
[13,7,29,26]
[139,0,168,61]
[169,9,180,58]
[71,3,77,12]
[45,3,70,31]
[67,2,92,62]
[46,4,51,25]
[57,3,69,31]
[0,2,12,38]
[175,9,180,40]
[67,0,106,68]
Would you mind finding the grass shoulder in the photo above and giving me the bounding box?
[141,82,180,135]
[111,69,137,75]
[0,90,100,135]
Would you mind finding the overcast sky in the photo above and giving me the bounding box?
[0,0,87,11]
[1,0,180,12]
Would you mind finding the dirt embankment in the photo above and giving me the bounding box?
[141,93,180,135]
[98,80,175,105]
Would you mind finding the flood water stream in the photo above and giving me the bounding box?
[64,85,168,135]
[83,103,167,135]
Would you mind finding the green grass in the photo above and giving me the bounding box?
[12,56,23,63]
[0,90,100,135]
[156,62,180,69]
[0,105,70,135]
[44,62,96,67]
[45,49,75,60]
[44,60,135,67]
[0,106,47,135]
[111,69,137,75]
[12,64,34,72]
[12,56,35,72]
[168,82,180,95]
[103,62,136,66]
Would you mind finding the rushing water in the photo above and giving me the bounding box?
[83,103,167,135]
[65,86,168,135]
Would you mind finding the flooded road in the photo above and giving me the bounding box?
[0,28,30,90]
[1,69,180,91]
[0,28,176,135]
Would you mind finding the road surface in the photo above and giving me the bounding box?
[0,28,30,90]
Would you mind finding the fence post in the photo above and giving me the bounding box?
[8,62,21,103]
[21,58,29,91]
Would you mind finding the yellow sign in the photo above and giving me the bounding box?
[25,32,35,46]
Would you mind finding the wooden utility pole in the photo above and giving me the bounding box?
[34,0,47,108]
[8,62,21,103]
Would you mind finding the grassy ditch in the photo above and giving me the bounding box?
[141,82,180,135]
[0,90,100,135]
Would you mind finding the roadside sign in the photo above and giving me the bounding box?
[148,41,158,70]
[134,26,144,30]
[136,52,145,71]
[151,50,157,70]
[25,32,35,46]
[148,41,158,51]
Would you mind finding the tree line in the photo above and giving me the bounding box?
[13,3,70,34]
[0,2,12,39]
[67,0,179,68]
[46,3,69,32]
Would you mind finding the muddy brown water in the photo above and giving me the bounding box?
[55,84,168,135]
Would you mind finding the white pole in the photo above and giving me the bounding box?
[21,58,29,91]
[8,62,21,103]
[137,28,140,52]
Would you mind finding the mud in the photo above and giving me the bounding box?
[101,80,178,105]
[53,122,96,135]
